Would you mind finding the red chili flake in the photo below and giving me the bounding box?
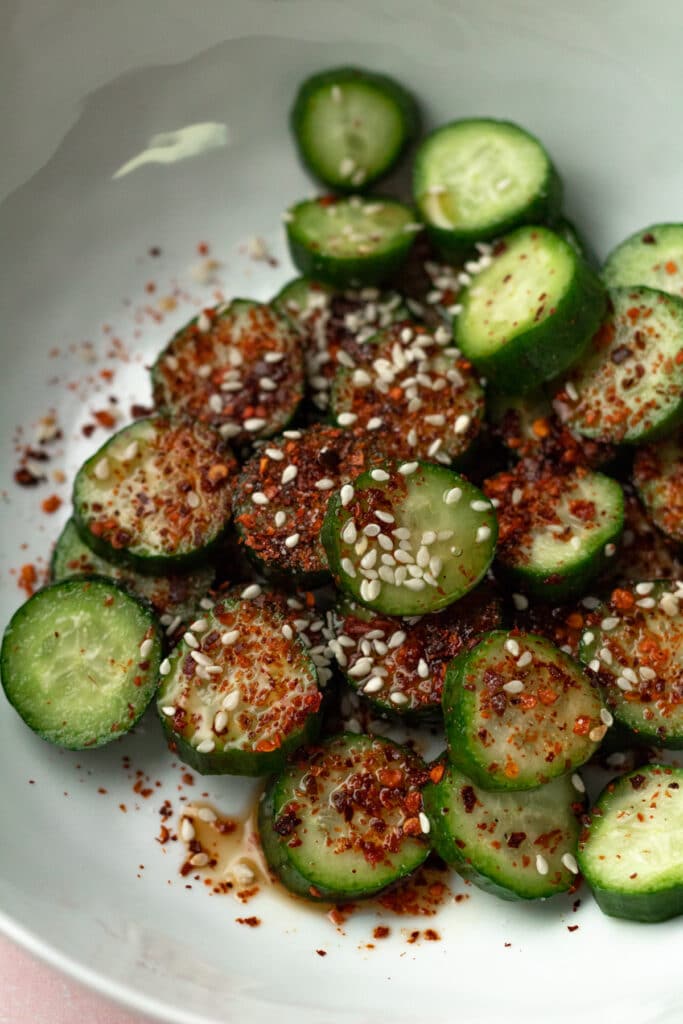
[93,409,117,429]
[373,926,390,939]
[14,467,45,487]
[235,916,260,927]
[315,949,327,957]
[41,494,62,514]
[17,563,37,596]
[665,261,678,275]
[567,925,579,932]
[197,242,210,256]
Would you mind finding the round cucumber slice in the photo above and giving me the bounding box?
[633,430,683,543]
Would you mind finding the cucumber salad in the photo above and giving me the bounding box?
[4,64,683,924]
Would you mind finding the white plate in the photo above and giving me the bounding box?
[2,2,682,1022]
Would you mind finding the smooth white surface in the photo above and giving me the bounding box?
[2,2,683,1022]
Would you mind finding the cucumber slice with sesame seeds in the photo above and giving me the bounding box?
[285,196,421,289]
[321,459,498,617]
[578,581,683,748]
[51,517,215,624]
[563,286,683,444]
[603,224,683,299]
[484,465,624,602]
[423,761,585,900]
[330,321,485,465]
[73,415,238,574]
[331,584,501,720]
[232,425,379,586]
[0,577,162,750]
[272,278,410,413]
[151,299,304,448]
[290,67,419,192]
[633,430,683,543]
[577,764,683,922]
[455,225,606,393]
[257,732,430,901]
[443,630,606,791]
[413,119,562,261]
[156,588,322,776]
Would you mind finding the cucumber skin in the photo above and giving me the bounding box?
[578,766,683,923]
[286,213,418,289]
[456,228,608,393]
[159,710,321,777]
[442,631,600,792]
[291,66,420,192]
[0,576,161,751]
[413,119,563,262]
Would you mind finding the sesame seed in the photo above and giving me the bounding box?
[183,631,199,649]
[180,818,195,842]
[535,854,549,876]
[94,459,109,480]
[360,549,377,570]
[599,647,612,665]
[252,491,269,506]
[241,584,262,600]
[265,351,285,363]
[475,525,491,544]
[284,533,300,549]
[191,650,214,668]
[139,637,154,658]
[424,413,446,426]
[512,593,528,610]
[260,377,277,392]
[375,510,394,524]
[404,578,425,591]
[378,534,393,551]
[660,593,679,616]
[364,677,384,694]
[348,657,373,678]
[341,557,356,578]
[196,807,217,823]
[159,658,171,677]
[635,582,655,595]
[600,708,613,727]
[616,676,633,692]
[569,775,586,797]
[470,500,491,512]
[214,710,228,733]
[281,465,298,485]
[190,852,210,867]
[582,596,600,610]
[419,812,431,835]
[622,667,638,683]
[342,521,358,544]
[219,422,241,439]
[364,523,381,537]
[589,725,608,742]
[398,461,419,476]
[196,739,215,755]
[337,412,358,426]
[161,705,175,716]
[444,487,462,505]
[220,630,239,646]
[390,691,409,705]
[453,414,471,435]
[561,852,579,874]
[588,659,600,672]
[274,510,286,528]
[165,615,182,636]
[340,484,354,506]
[244,417,266,431]
[601,617,620,631]
[516,651,532,669]
[427,438,442,456]
[355,537,368,556]
[604,543,616,557]
[222,691,240,711]
[366,417,383,430]
[505,639,520,657]
[371,469,390,482]
[503,680,524,694]
[208,394,223,414]
[639,666,656,681]
[583,631,595,645]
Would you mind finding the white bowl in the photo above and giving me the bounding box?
[2,3,682,1023]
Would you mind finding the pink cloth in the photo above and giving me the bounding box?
[0,936,148,1023]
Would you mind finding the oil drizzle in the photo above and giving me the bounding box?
[178,801,270,901]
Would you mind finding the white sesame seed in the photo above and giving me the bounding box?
[599,647,612,665]
[503,680,524,694]
[159,658,171,676]
[616,676,633,692]
[588,659,600,671]
[180,818,195,842]
[165,615,182,636]
[340,484,354,506]
[265,351,285,363]
[427,438,442,456]
[378,535,393,552]
[660,593,679,616]
[139,637,154,658]
[348,657,373,678]
[505,639,520,657]
[582,631,595,645]
[244,417,266,431]
[285,533,300,549]
[222,691,240,711]
[444,487,462,505]
[191,650,214,668]
[252,491,269,506]
[604,543,616,557]
[360,549,377,570]
[635,582,655,595]
[561,852,579,874]
[470,500,491,512]
[375,510,394,524]
[366,417,383,430]
[582,596,600,610]
[512,593,528,611]
[161,705,175,716]
[121,441,139,462]
[398,462,419,477]
[94,459,109,480]
[281,465,298,485]
[337,412,358,426]
[364,524,381,537]
[190,852,210,867]
[364,677,384,694]
[208,394,223,414]
[419,812,431,835]
[196,807,217,823]
[274,510,286,527]
[341,557,356,578]
[425,413,446,426]
[639,666,656,681]
[371,469,390,482]
[404,578,425,591]
[636,597,656,609]
[589,725,608,743]
[564,381,579,403]
[220,630,239,646]
[516,651,532,669]
[390,691,409,705]
[475,525,491,544]
[571,773,586,794]
[214,710,228,733]
[183,631,199,649]
[601,617,620,631]
[219,422,241,439]
[314,477,335,491]
[196,739,215,755]
[622,667,638,683]
[241,584,262,600]
[535,854,549,876]
[342,521,358,544]
[600,708,614,727]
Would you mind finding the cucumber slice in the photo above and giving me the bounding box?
[413,119,562,259]
[578,764,683,922]
[272,278,410,412]
[564,286,683,444]
[1,578,161,750]
[321,459,498,617]
[484,465,624,602]
[232,425,379,586]
[603,223,683,298]
[152,299,304,447]
[442,630,605,791]
[285,196,420,288]
[331,584,502,719]
[455,225,606,392]
[156,589,322,775]
[579,581,683,747]
[633,430,683,543]
[424,762,584,900]
[257,733,430,901]
[330,321,485,465]
[51,518,214,623]
[291,67,419,191]
[73,415,237,574]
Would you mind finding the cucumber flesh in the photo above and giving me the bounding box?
[424,762,583,900]
[258,732,430,901]
[603,223,683,299]
[578,764,683,922]
[563,286,683,444]
[1,578,161,750]
[579,580,683,747]
[442,630,605,791]
[321,459,498,617]
[633,431,683,543]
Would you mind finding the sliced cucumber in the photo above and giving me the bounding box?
[633,431,683,543]
[603,223,683,298]
[442,630,605,791]
[609,489,683,584]
[258,733,430,901]
[156,589,322,775]
[51,518,214,623]
[285,196,420,288]
[232,424,379,586]
[564,286,683,444]
[330,321,485,465]
[331,584,502,719]
[73,415,237,574]
[484,465,624,602]
[291,66,419,191]
[321,459,498,617]
[424,761,584,900]
[578,764,683,922]
[152,299,304,447]
[579,581,683,748]
[455,225,606,392]
[413,119,562,259]
[1,578,161,750]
